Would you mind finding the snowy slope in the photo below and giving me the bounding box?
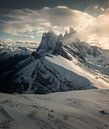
[0,89,109,129]
[14,55,95,93]
[46,56,109,89]
[13,54,109,94]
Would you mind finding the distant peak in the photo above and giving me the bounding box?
[42,31,57,37]
[69,27,76,34]
[58,34,64,40]
[63,27,77,40]
[64,30,69,36]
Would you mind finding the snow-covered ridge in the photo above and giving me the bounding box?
[15,56,94,94]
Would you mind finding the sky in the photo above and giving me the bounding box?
[0,0,109,48]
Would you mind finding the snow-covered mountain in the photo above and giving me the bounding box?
[0,42,32,93]
[0,29,109,93]
[13,56,95,94]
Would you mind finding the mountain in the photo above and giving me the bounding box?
[13,56,95,94]
[0,29,109,93]
[0,43,32,93]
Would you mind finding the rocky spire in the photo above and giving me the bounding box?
[69,27,76,35]
[64,30,69,38]
[36,31,58,57]
[63,27,77,41]
[58,34,64,41]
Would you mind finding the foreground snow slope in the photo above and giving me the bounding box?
[0,89,109,129]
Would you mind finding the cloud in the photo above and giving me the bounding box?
[0,6,93,34]
[81,8,109,48]
[90,14,109,36]
[0,6,109,48]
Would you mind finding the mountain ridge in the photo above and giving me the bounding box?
[0,29,109,93]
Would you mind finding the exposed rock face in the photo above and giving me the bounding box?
[35,29,77,60]
[36,31,58,55]
[35,28,103,62]
[52,41,73,60]
[64,27,77,39]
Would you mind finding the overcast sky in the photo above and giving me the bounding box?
[0,0,107,10]
[0,0,109,47]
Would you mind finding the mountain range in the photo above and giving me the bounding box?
[0,28,109,94]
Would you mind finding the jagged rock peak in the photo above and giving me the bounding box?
[64,27,77,39]
[42,31,57,38]
[58,34,64,41]
[64,30,69,38]
[36,31,58,57]
[69,27,76,34]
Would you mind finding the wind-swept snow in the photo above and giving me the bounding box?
[0,89,109,129]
